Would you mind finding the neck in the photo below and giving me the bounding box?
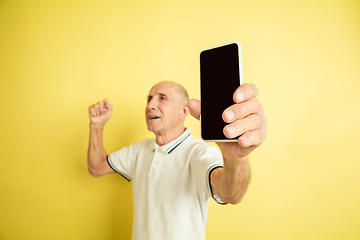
[155,126,186,146]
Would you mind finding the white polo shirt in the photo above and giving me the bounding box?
[108,128,224,240]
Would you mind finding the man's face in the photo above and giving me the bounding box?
[145,82,185,135]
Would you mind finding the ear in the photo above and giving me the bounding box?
[179,103,190,120]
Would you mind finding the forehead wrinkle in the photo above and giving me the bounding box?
[159,92,169,97]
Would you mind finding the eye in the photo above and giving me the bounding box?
[147,96,152,103]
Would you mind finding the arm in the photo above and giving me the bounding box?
[87,99,115,177]
[210,157,250,204]
[188,84,267,204]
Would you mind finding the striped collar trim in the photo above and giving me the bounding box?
[154,128,191,154]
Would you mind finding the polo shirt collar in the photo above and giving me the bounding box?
[154,128,191,154]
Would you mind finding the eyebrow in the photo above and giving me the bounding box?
[147,92,169,101]
[148,92,168,98]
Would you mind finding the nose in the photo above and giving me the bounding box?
[146,98,157,111]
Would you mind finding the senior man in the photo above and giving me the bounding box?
[87,81,267,240]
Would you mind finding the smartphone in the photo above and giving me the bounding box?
[200,42,243,142]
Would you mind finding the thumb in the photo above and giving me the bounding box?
[187,99,201,121]
[103,99,113,109]
[103,99,113,115]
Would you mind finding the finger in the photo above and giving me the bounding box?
[223,114,262,139]
[187,99,201,121]
[223,97,262,123]
[238,109,267,147]
[103,99,113,110]
[238,126,267,148]
[98,101,105,114]
[233,83,259,104]
[103,99,113,117]
[94,104,100,115]
[89,106,98,117]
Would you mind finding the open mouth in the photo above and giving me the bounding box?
[148,116,160,120]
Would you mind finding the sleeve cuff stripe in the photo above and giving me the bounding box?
[206,164,227,205]
[107,155,132,181]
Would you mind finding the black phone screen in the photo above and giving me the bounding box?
[200,43,241,141]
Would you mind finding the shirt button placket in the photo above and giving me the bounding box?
[149,148,159,176]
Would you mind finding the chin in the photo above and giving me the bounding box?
[147,125,159,134]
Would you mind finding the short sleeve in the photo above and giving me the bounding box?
[191,144,225,204]
[108,142,138,181]
[207,165,226,204]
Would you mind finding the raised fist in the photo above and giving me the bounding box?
[88,99,113,126]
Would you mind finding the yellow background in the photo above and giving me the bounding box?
[1,0,359,239]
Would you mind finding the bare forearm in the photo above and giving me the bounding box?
[218,157,250,204]
[87,125,108,177]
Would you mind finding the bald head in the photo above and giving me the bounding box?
[151,81,189,104]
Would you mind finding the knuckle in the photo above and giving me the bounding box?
[253,114,261,126]
[237,123,245,134]
[251,114,261,128]
[235,105,246,118]
[251,97,261,112]
[256,128,267,144]
[89,109,96,117]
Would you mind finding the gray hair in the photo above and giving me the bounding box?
[173,82,189,104]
